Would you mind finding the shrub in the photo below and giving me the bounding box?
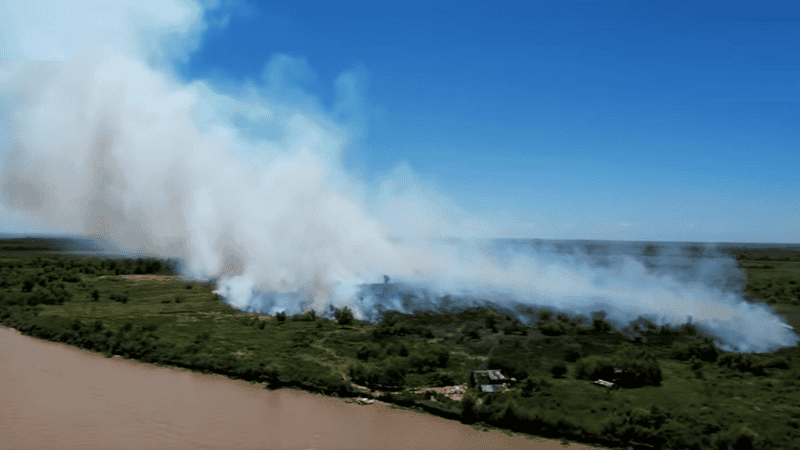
[715,426,765,450]
[538,309,553,322]
[275,311,287,322]
[763,356,791,370]
[357,343,380,361]
[408,345,450,372]
[90,319,104,333]
[503,322,525,335]
[60,270,80,283]
[612,344,663,387]
[90,289,100,302]
[461,391,479,423]
[551,361,568,378]
[174,294,184,303]
[540,322,566,336]
[564,348,581,362]
[488,347,533,380]
[462,325,481,340]
[380,311,402,328]
[334,307,354,325]
[717,353,767,376]
[574,356,615,381]
[292,310,316,322]
[484,313,498,332]
[670,337,719,362]
[592,318,612,333]
[518,376,552,399]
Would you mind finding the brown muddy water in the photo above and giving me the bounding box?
[0,327,598,450]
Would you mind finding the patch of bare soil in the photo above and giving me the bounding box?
[411,385,467,401]
[98,274,185,281]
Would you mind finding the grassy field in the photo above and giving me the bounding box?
[2,243,800,450]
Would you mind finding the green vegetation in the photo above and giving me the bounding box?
[1,242,800,449]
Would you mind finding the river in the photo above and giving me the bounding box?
[0,327,597,450]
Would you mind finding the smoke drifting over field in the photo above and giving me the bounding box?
[1,1,796,353]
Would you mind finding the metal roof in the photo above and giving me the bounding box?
[480,384,506,393]
[472,370,507,381]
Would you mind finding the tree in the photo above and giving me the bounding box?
[613,344,663,387]
[484,313,498,333]
[91,289,100,302]
[335,307,354,325]
[461,391,479,423]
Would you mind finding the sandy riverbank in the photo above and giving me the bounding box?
[0,326,600,450]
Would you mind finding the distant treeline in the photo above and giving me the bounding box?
[731,248,800,263]
[0,255,179,306]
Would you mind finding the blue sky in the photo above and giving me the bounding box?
[0,0,797,244]
[173,0,799,243]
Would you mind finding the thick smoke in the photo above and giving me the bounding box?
[1,1,796,353]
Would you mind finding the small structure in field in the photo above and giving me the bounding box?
[593,379,619,391]
[471,370,516,393]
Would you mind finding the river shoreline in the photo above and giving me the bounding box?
[0,326,599,450]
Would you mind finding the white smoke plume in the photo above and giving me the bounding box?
[1,0,796,353]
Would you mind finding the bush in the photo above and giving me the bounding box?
[575,356,615,381]
[357,343,380,361]
[408,345,450,372]
[716,426,765,450]
[348,360,405,389]
[275,311,287,323]
[540,322,566,336]
[763,356,791,370]
[488,347,533,380]
[519,376,552,396]
[111,292,129,304]
[563,348,581,362]
[677,337,719,362]
[592,318,612,333]
[550,361,568,378]
[334,307,354,325]
[461,391,479,423]
[90,289,100,302]
[22,278,35,292]
[379,311,402,328]
[612,344,662,387]
[484,313,498,332]
[717,353,767,376]
[292,310,316,322]
[462,325,481,340]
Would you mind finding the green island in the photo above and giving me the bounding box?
[1,237,799,450]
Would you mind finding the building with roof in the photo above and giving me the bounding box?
[470,370,516,393]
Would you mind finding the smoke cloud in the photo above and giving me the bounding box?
[1,0,796,353]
